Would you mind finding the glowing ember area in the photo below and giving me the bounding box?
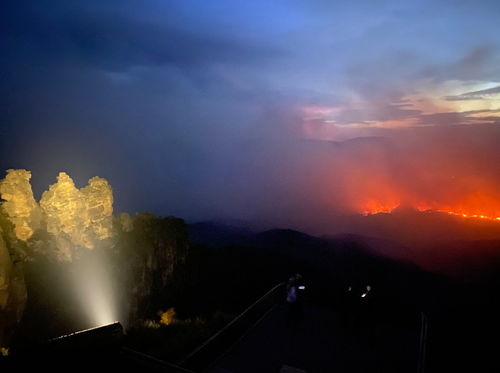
[361,200,400,216]
[412,194,500,221]
[362,200,500,222]
[416,207,500,221]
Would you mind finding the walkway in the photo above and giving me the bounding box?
[207,304,422,373]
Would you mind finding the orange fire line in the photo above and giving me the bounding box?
[363,204,500,222]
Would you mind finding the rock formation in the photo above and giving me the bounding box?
[0,169,190,346]
[0,170,115,261]
[0,233,13,311]
[123,213,189,323]
[0,169,42,241]
[81,177,114,241]
[40,172,90,257]
[0,233,27,348]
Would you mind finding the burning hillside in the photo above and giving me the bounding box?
[324,126,500,226]
[362,201,500,222]
[193,126,500,248]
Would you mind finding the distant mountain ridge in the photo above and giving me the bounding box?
[189,221,418,277]
[189,220,253,247]
[189,212,500,280]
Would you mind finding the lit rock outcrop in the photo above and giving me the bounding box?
[37,172,115,257]
[81,177,114,241]
[0,169,42,241]
[0,170,116,260]
[1,169,191,347]
[40,172,90,254]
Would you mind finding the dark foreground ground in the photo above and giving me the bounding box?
[1,298,425,373]
[4,224,500,372]
[207,304,423,373]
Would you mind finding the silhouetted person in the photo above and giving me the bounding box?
[286,274,304,326]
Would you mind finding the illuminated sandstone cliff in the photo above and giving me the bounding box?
[81,176,114,240]
[0,170,42,241]
[40,172,91,253]
[0,170,115,261]
[0,169,190,346]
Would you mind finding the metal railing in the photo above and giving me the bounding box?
[177,282,288,372]
[176,281,428,373]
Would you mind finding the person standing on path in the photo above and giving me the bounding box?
[286,274,304,326]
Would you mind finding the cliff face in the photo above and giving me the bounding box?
[0,170,42,242]
[118,213,190,324]
[0,170,190,346]
[0,234,27,348]
[1,170,115,261]
[39,172,114,258]
[81,177,114,241]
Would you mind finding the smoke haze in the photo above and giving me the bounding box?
[2,0,500,267]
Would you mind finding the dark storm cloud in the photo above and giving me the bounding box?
[0,3,305,223]
[1,0,285,73]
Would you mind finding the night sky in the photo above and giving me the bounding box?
[2,0,500,231]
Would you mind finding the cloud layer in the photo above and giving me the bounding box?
[1,0,500,232]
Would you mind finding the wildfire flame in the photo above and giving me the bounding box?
[361,200,401,216]
[416,207,500,221]
[362,201,500,222]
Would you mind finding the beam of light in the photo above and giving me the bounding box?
[71,252,118,328]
